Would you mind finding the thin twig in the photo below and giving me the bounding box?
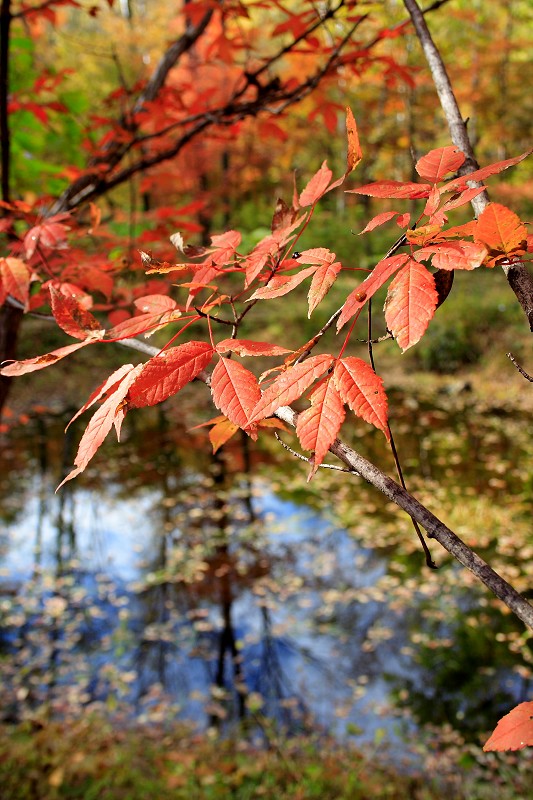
[403,0,533,331]
[507,352,533,382]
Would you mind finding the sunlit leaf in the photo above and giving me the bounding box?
[337,254,408,331]
[249,354,334,423]
[128,341,214,408]
[299,161,333,207]
[333,358,389,437]
[483,702,533,752]
[384,259,438,351]
[415,146,465,182]
[474,203,527,256]
[216,339,292,357]
[211,357,261,431]
[49,285,103,340]
[296,377,345,480]
[346,180,432,199]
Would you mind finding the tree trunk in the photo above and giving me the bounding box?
[0,304,23,411]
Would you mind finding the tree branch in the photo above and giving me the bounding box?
[403,0,533,331]
[110,333,533,631]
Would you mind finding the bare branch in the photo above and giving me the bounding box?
[507,352,533,382]
[403,0,533,331]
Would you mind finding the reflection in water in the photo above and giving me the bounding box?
[0,395,532,759]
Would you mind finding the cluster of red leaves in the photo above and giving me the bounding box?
[1,112,531,493]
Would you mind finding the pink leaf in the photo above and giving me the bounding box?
[384,259,438,351]
[249,354,334,423]
[333,358,389,437]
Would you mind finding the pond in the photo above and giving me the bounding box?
[0,386,532,765]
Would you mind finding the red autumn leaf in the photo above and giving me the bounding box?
[216,339,292,357]
[66,363,136,430]
[0,257,31,309]
[346,107,362,173]
[296,377,346,480]
[406,225,443,246]
[24,215,71,259]
[333,357,389,437]
[49,285,102,340]
[396,212,411,228]
[299,161,333,207]
[297,247,336,265]
[346,180,432,199]
[133,294,177,313]
[248,265,317,300]
[337,253,409,331]
[210,229,242,263]
[474,203,527,256]
[308,260,342,316]
[249,354,334,423]
[384,259,438,352]
[209,417,240,453]
[210,357,261,430]
[415,146,465,182]
[440,150,531,193]
[440,187,486,213]
[106,311,176,340]
[423,185,441,218]
[413,241,488,271]
[359,211,399,234]
[128,341,214,408]
[57,365,143,490]
[483,702,533,752]
[0,336,102,376]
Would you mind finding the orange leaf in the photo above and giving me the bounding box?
[333,358,389,437]
[209,418,239,453]
[440,150,531,193]
[296,377,345,480]
[299,161,333,207]
[308,260,342,316]
[337,254,409,331]
[133,294,176,313]
[346,107,362,173]
[0,335,102,376]
[248,265,317,300]
[415,146,465,182]
[210,357,261,430]
[414,241,487,271]
[347,180,432,199]
[0,257,31,309]
[216,339,292,357]
[249,354,334,423]
[483,702,533,752]
[384,259,438,351]
[359,211,399,234]
[57,365,143,490]
[49,285,103,340]
[128,341,214,408]
[474,203,527,256]
[66,363,136,431]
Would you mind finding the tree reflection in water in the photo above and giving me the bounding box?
[0,396,531,757]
